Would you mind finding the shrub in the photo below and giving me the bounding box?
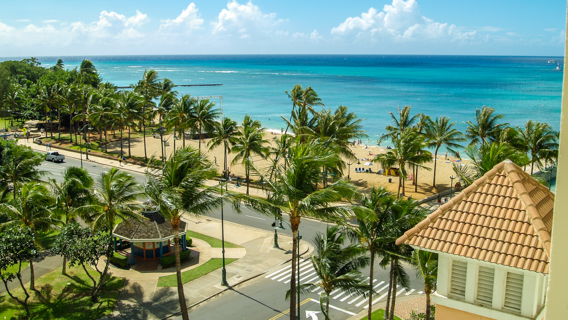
[186,237,192,247]
[161,250,191,269]
[110,252,128,269]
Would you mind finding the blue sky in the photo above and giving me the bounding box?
[0,0,566,57]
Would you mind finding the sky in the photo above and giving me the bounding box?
[0,0,566,57]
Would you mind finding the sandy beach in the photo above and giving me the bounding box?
[77,130,465,200]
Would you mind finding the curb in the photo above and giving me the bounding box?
[161,245,311,320]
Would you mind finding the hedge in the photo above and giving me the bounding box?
[161,249,192,269]
[110,252,128,269]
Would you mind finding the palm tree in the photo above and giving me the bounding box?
[374,130,432,197]
[384,199,428,320]
[283,85,324,139]
[145,146,224,320]
[89,168,144,299]
[231,115,269,195]
[208,117,241,178]
[344,186,396,320]
[3,83,24,128]
[452,141,529,186]
[48,167,94,275]
[411,250,438,320]
[133,69,160,160]
[189,98,220,151]
[295,226,370,320]
[78,59,98,85]
[61,84,78,143]
[424,116,465,187]
[0,142,45,198]
[0,182,56,290]
[515,120,558,174]
[381,106,420,143]
[111,91,143,159]
[167,94,195,148]
[245,140,361,320]
[465,106,508,146]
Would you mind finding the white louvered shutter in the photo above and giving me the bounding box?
[476,266,495,306]
[504,272,524,314]
[449,260,467,300]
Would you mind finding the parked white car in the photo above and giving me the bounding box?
[45,151,65,163]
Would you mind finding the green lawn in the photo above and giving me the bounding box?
[157,258,237,287]
[1,261,29,277]
[360,309,402,320]
[186,230,241,248]
[0,117,24,130]
[0,265,124,320]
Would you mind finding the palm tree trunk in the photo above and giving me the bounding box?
[58,106,61,140]
[425,292,431,320]
[397,174,402,198]
[29,257,35,290]
[326,292,330,320]
[120,128,124,158]
[105,128,108,153]
[224,144,228,178]
[128,127,132,158]
[143,106,148,160]
[389,260,398,320]
[246,165,250,195]
[199,123,202,152]
[385,260,394,319]
[173,223,189,320]
[367,251,375,320]
[531,160,535,175]
[289,215,300,320]
[50,105,53,138]
[433,147,439,187]
[182,131,186,148]
[415,166,419,193]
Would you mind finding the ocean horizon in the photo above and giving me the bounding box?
[2,54,563,146]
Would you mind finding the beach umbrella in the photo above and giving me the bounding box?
[364,162,373,166]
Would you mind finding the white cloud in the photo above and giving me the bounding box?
[160,3,203,32]
[43,20,59,23]
[545,28,557,32]
[292,29,322,40]
[213,1,282,36]
[332,0,476,42]
[16,19,29,22]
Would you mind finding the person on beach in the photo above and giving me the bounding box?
[214,156,217,164]
[437,194,441,204]
[119,158,122,166]
[445,152,448,160]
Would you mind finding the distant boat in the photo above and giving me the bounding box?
[555,63,562,71]
[549,60,556,63]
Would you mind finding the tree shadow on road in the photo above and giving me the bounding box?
[228,288,283,314]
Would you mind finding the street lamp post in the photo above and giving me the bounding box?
[271,215,285,249]
[450,175,456,198]
[220,179,229,286]
[297,232,302,320]
[347,160,356,180]
[78,124,92,168]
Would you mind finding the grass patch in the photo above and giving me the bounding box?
[1,261,29,277]
[360,309,402,320]
[0,118,24,130]
[0,265,124,320]
[185,230,240,248]
[157,258,237,287]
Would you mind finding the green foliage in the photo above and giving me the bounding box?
[0,140,46,197]
[157,258,237,287]
[0,58,48,84]
[110,252,128,269]
[160,249,192,269]
[408,306,436,320]
[359,309,402,320]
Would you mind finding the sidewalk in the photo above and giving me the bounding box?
[19,138,271,199]
[101,215,313,320]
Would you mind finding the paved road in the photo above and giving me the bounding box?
[40,155,425,320]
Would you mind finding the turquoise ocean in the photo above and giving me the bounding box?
[13,55,566,143]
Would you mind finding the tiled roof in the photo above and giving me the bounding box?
[113,215,187,241]
[396,161,554,274]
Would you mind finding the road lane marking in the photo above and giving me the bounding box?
[405,289,415,295]
[274,260,312,282]
[309,299,356,316]
[267,298,312,320]
[364,285,400,308]
[245,215,265,220]
[286,269,316,284]
[265,259,308,279]
[354,281,387,307]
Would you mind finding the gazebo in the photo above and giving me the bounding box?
[112,208,188,265]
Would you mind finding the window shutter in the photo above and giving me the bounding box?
[476,266,495,306]
[504,272,524,314]
[449,260,467,300]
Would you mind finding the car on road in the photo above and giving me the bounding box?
[45,151,65,163]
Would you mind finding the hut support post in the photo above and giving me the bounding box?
[114,238,117,252]
[130,243,135,265]
[182,235,186,251]
[159,242,163,260]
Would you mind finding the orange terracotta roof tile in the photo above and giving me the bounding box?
[396,161,554,274]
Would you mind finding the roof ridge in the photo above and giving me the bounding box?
[396,161,505,245]
[503,162,552,258]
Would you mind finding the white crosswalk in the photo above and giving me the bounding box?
[265,261,423,312]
